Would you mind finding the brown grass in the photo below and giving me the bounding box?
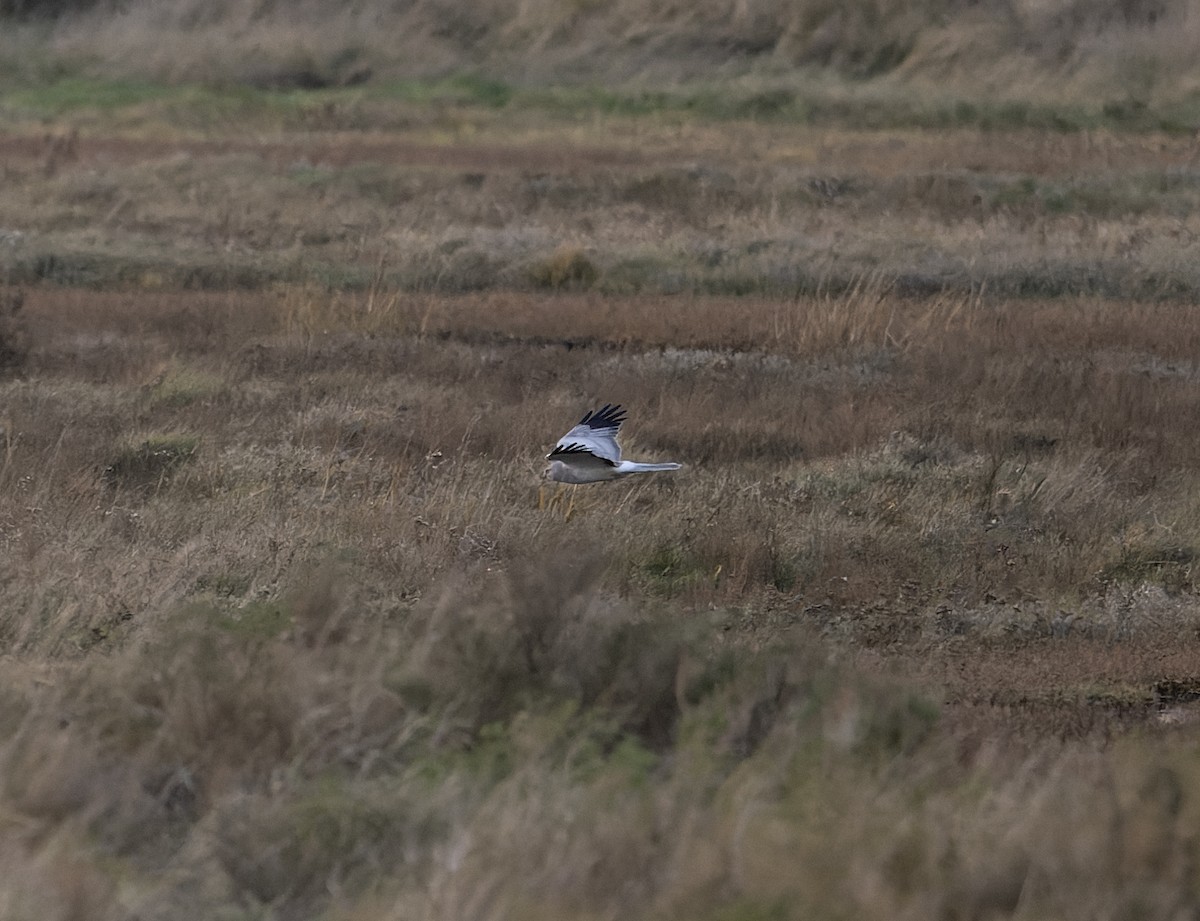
[5,45,1200,918]
[3,124,1200,305]
[12,0,1200,112]
[7,281,1200,630]
[9,271,1200,915]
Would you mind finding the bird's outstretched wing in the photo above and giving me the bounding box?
[547,403,627,466]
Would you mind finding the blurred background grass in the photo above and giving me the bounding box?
[2,0,1200,132]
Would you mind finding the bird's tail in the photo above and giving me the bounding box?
[618,461,682,475]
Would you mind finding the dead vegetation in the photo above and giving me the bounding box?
[8,0,1200,118]
[4,272,1200,916]
[0,287,27,372]
[4,17,1200,916]
[3,124,1200,304]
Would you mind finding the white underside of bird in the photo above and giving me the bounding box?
[545,404,682,484]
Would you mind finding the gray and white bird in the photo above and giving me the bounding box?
[545,404,682,484]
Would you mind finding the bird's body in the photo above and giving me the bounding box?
[545,404,681,484]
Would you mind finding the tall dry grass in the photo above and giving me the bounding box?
[14,0,1200,109]
[2,552,1200,920]
[3,277,1200,917]
[7,283,1200,645]
[4,46,1200,916]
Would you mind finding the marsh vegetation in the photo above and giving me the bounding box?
[4,3,1200,918]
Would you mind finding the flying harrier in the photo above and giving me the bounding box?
[545,404,682,484]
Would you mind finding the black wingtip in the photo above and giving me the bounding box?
[547,442,617,465]
[579,403,627,429]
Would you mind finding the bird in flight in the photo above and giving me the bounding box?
[545,404,682,484]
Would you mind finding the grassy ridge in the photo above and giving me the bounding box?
[5,0,1200,114]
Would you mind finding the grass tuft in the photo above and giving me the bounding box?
[0,287,28,372]
[528,245,599,291]
[103,432,199,489]
[147,364,226,408]
[637,543,708,598]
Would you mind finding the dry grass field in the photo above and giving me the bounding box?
[5,4,1200,919]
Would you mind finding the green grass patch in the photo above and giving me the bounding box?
[4,71,1198,135]
[103,432,199,489]
[520,81,1200,134]
[216,599,291,639]
[150,366,226,409]
[988,172,1200,218]
[1098,544,1197,591]
[365,72,514,108]
[708,900,789,921]
[216,777,423,908]
[7,247,376,291]
[527,245,598,290]
[193,571,253,599]
[3,75,176,115]
[638,543,707,597]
